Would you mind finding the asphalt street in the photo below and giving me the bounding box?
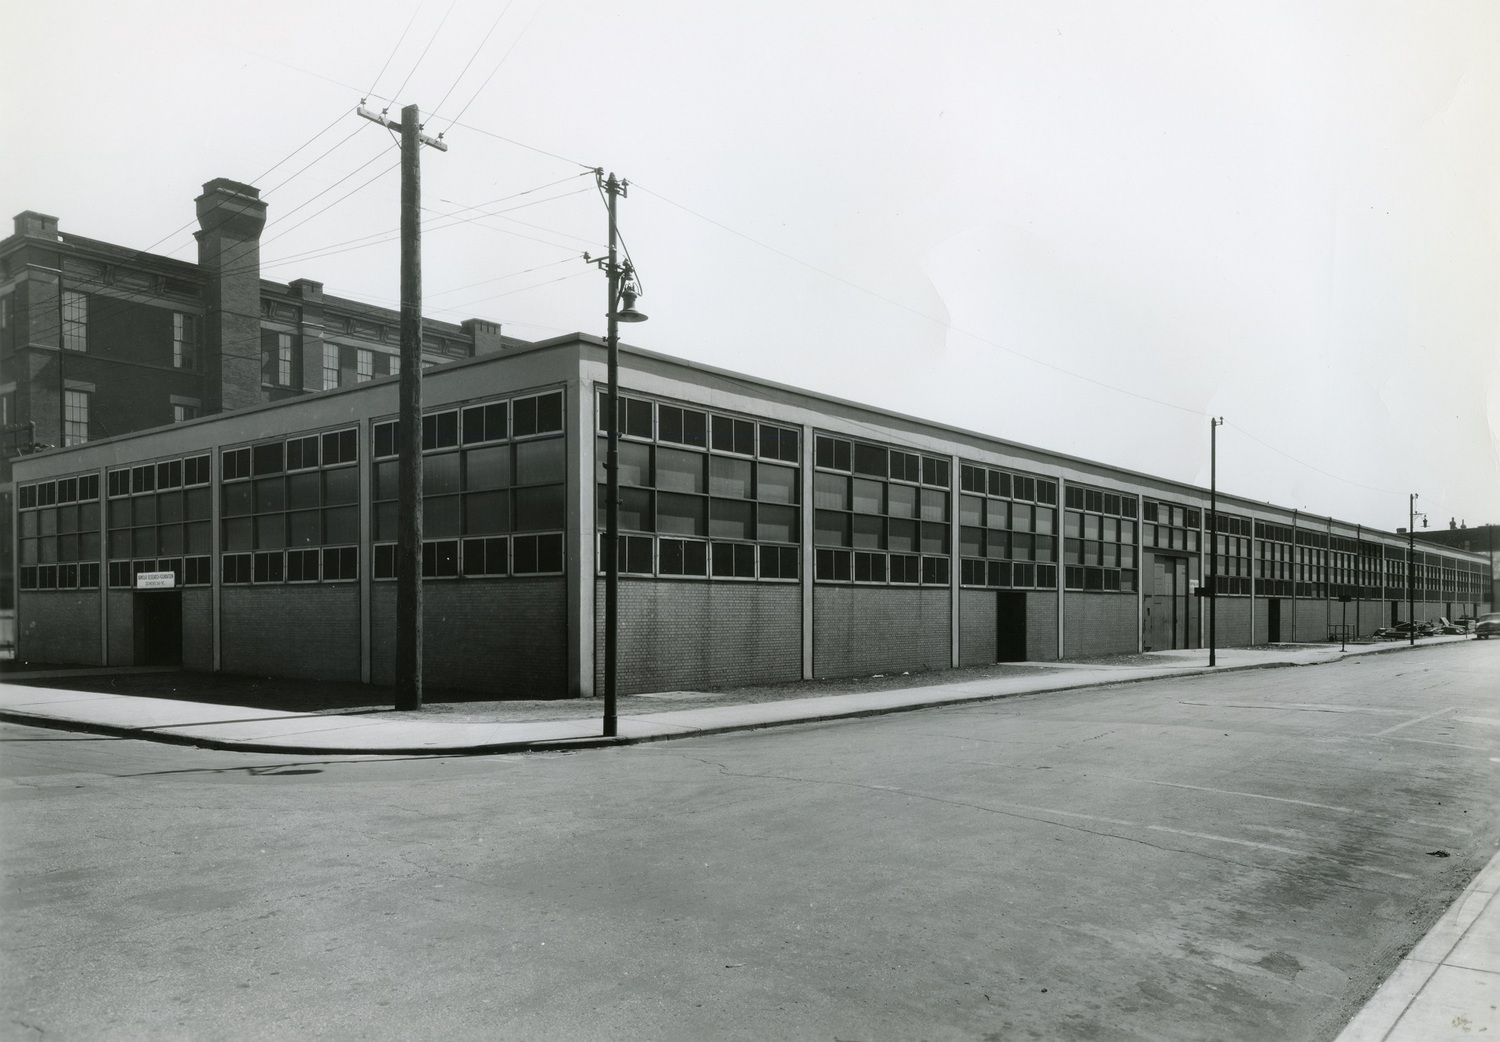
[2,641,1497,1041]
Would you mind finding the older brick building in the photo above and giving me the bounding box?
[0,179,516,651]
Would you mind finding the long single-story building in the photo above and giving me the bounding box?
[11,335,1491,695]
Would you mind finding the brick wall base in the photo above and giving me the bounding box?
[1062,592,1137,658]
[17,592,101,666]
[1027,591,1059,661]
[595,579,801,695]
[222,584,361,681]
[958,589,996,666]
[374,578,568,696]
[812,585,949,679]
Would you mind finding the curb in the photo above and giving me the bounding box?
[0,654,1369,757]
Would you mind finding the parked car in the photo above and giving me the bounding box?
[1476,613,1500,640]
[1375,621,1435,639]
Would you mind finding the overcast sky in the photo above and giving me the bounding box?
[4,1,1496,533]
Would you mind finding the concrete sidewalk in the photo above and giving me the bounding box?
[0,634,1492,1040]
[0,636,1471,757]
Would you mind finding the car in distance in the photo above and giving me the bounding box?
[1374,621,1435,639]
[1476,613,1500,640]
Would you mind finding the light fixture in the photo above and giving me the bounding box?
[616,273,648,323]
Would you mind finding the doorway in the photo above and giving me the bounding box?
[996,591,1027,662]
[1147,554,1190,650]
[1267,598,1281,643]
[135,592,183,666]
[1390,600,1399,627]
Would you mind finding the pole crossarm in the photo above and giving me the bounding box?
[358,103,449,151]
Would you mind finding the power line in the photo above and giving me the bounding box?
[442,0,547,133]
[388,0,459,108]
[429,0,516,121]
[260,147,402,246]
[366,0,426,100]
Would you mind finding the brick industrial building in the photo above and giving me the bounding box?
[0,179,517,652]
[9,325,1492,695]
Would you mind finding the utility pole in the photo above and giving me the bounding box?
[1408,493,1426,647]
[359,101,448,711]
[1209,417,1222,667]
[587,171,647,737]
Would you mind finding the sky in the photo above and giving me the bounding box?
[3,1,1496,534]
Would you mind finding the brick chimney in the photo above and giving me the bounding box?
[13,211,60,239]
[463,318,505,355]
[196,179,267,412]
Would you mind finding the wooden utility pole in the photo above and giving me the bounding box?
[1209,417,1222,666]
[358,101,447,710]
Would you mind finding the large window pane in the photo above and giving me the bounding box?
[888,517,919,552]
[222,517,252,552]
[758,504,798,543]
[920,522,949,555]
[709,499,754,540]
[254,478,285,513]
[602,439,651,487]
[920,489,948,522]
[515,438,566,486]
[323,507,358,545]
[656,447,705,493]
[757,463,798,504]
[851,478,883,515]
[464,490,511,535]
[887,483,917,519]
[852,514,885,549]
[657,492,706,536]
[815,510,850,547]
[424,452,461,495]
[709,456,753,499]
[323,467,358,506]
[465,444,512,491]
[424,495,461,538]
[186,521,212,555]
[157,491,183,524]
[287,471,321,510]
[515,486,565,531]
[814,472,848,510]
[255,514,285,549]
[288,509,319,546]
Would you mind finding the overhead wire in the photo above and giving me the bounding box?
[365,0,426,100]
[441,0,547,133]
[388,0,460,111]
[429,0,516,121]
[21,103,372,358]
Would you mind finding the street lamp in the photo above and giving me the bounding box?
[1408,493,1428,646]
[590,171,648,738]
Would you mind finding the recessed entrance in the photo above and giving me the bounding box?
[1267,598,1281,643]
[1145,553,1196,651]
[135,591,183,666]
[996,591,1027,662]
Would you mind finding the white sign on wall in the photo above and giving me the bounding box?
[135,571,177,590]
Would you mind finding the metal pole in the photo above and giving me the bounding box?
[394,103,424,711]
[603,173,621,738]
